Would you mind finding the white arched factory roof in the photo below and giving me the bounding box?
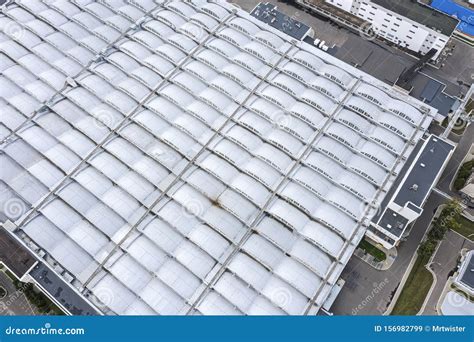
[0,0,434,317]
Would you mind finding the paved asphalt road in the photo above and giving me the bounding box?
[422,230,474,315]
[437,124,473,201]
[331,191,447,315]
[0,271,37,315]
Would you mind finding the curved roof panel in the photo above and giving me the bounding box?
[255,30,284,50]
[217,27,250,47]
[229,17,260,36]
[190,12,219,31]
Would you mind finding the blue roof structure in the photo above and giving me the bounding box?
[431,0,474,36]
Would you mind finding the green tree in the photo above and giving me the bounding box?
[418,240,437,258]
[428,223,447,240]
[440,200,461,219]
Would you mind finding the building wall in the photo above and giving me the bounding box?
[388,202,420,222]
[367,201,420,248]
[324,0,450,59]
[325,0,354,12]
[365,227,396,250]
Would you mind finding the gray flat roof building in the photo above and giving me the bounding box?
[455,250,474,296]
[393,135,455,208]
[370,135,454,248]
[29,263,98,316]
[459,251,474,290]
[371,138,425,224]
[377,208,409,238]
[251,2,312,40]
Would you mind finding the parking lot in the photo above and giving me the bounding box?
[422,230,474,315]
[0,271,38,315]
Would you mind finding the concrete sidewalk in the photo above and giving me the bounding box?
[421,231,474,315]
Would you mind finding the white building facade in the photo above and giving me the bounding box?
[324,0,457,60]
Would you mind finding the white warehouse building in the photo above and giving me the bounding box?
[0,0,436,315]
[324,0,459,60]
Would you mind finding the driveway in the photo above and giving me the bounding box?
[437,124,473,201]
[422,230,474,315]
